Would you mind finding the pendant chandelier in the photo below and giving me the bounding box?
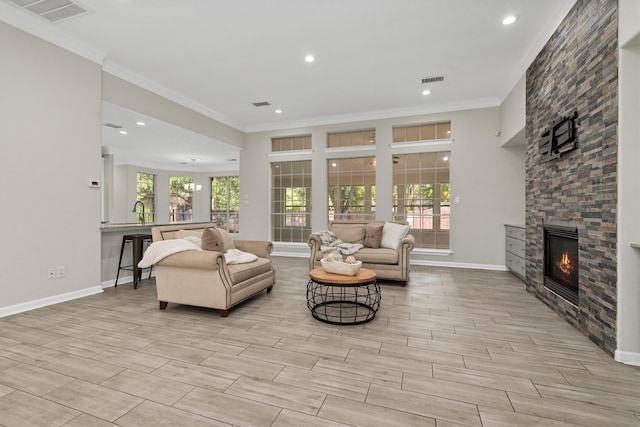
[184,158,202,192]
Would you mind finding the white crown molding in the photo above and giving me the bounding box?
[1,5,245,133]
[102,60,246,132]
[0,3,106,64]
[245,97,501,133]
[496,0,577,103]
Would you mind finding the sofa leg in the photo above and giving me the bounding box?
[267,285,273,293]
[400,281,407,287]
[159,301,168,310]
[218,309,229,317]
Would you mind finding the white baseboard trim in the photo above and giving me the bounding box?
[271,251,508,272]
[411,259,509,271]
[615,349,640,366]
[0,286,103,318]
[272,250,308,258]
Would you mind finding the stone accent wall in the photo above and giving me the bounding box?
[525,0,618,355]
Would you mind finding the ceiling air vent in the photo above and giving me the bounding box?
[103,123,123,129]
[421,76,445,84]
[252,101,271,107]
[4,0,91,23]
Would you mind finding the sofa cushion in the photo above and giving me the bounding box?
[353,247,399,265]
[202,227,225,251]
[364,223,384,248]
[331,223,366,245]
[381,222,410,249]
[227,257,273,284]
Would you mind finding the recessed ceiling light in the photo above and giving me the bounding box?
[275,109,282,114]
[305,54,315,63]
[502,15,517,25]
[422,89,431,95]
[136,121,146,126]
[119,130,128,135]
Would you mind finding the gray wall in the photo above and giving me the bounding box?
[617,0,640,365]
[242,107,526,268]
[0,21,103,312]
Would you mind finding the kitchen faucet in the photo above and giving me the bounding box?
[132,200,146,225]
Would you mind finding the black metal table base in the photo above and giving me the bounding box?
[306,278,381,325]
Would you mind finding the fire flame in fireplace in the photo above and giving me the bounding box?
[558,252,573,275]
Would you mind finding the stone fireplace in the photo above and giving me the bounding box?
[543,224,579,305]
[525,0,617,356]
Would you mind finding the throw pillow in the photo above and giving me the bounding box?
[201,227,225,252]
[364,223,384,248]
[217,228,236,251]
[331,223,366,245]
[381,221,410,249]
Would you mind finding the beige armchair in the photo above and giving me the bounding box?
[151,223,275,317]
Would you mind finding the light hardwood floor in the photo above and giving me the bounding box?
[0,257,639,426]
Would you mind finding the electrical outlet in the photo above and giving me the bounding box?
[56,265,66,278]
[48,268,55,279]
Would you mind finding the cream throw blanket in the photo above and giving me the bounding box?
[138,239,202,268]
[138,239,258,268]
[317,229,363,256]
[224,249,258,264]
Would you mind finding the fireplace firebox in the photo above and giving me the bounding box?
[543,224,579,305]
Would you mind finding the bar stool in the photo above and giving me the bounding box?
[115,234,153,289]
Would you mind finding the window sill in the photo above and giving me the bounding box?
[413,248,453,256]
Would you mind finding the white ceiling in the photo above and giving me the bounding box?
[101,101,240,171]
[2,0,576,170]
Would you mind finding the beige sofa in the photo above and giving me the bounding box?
[308,220,415,286]
[151,223,275,317]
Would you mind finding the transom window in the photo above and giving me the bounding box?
[272,135,311,152]
[393,152,450,249]
[271,160,312,242]
[393,122,451,143]
[327,129,376,148]
[328,156,376,221]
[211,176,239,233]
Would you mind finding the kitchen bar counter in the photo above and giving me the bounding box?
[100,221,212,232]
[100,222,214,286]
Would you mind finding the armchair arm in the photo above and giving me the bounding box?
[155,250,223,270]
[234,240,273,260]
[399,234,415,253]
[398,233,415,282]
[307,232,323,271]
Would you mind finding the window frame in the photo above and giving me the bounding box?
[211,176,240,234]
[271,160,312,243]
[135,172,155,224]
